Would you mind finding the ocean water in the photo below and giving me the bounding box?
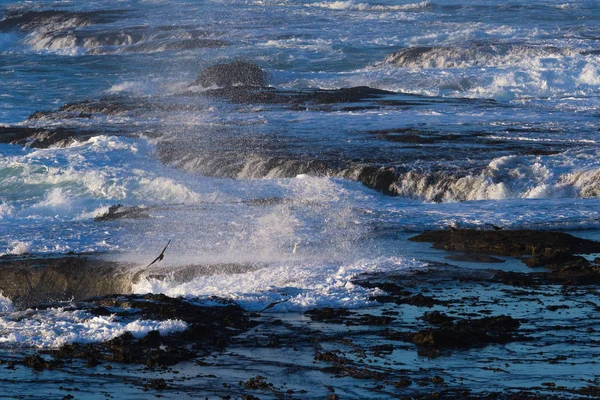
[2,0,600,347]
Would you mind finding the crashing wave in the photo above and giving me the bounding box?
[390,153,600,202]
[305,0,430,12]
[0,10,112,33]
[161,143,600,203]
[29,28,228,54]
[385,43,576,69]
[1,10,223,54]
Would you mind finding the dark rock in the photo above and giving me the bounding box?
[195,61,266,88]
[419,311,456,326]
[445,253,505,263]
[242,375,273,390]
[128,38,229,52]
[94,204,150,221]
[0,10,120,33]
[393,377,412,388]
[410,229,600,283]
[322,363,386,380]
[354,314,394,325]
[47,294,257,367]
[355,165,398,195]
[0,126,97,148]
[315,351,351,365]
[546,305,569,312]
[305,308,352,323]
[407,315,523,350]
[143,378,168,391]
[22,354,58,371]
[0,256,133,309]
[409,229,600,258]
[370,344,394,355]
[394,293,448,308]
[309,86,394,104]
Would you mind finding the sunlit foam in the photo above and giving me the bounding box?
[0,308,187,349]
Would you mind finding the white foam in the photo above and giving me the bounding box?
[0,294,14,313]
[305,0,429,11]
[1,135,202,208]
[578,64,600,86]
[0,308,187,349]
[133,256,427,312]
[0,202,15,220]
[392,149,600,202]
[6,241,31,255]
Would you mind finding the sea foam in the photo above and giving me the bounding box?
[133,256,427,312]
[0,307,187,349]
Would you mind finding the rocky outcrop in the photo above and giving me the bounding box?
[0,256,133,309]
[194,61,266,89]
[94,204,150,221]
[48,293,256,367]
[406,313,523,349]
[0,126,97,148]
[409,229,600,283]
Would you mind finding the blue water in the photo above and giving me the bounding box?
[2,0,600,316]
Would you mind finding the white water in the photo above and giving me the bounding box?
[0,307,187,348]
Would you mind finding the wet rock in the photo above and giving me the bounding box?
[48,294,257,367]
[419,311,456,325]
[322,363,386,380]
[407,315,523,350]
[195,61,266,89]
[372,293,448,308]
[308,86,394,104]
[409,229,600,257]
[0,126,97,148]
[445,253,505,263]
[368,128,461,144]
[57,98,141,115]
[0,10,120,32]
[354,314,394,325]
[143,378,168,391]
[22,354,60,371]
[305,308,352,323]
[241,375,274,390]
[126,38,228,52]
[0,256,133,309]
[354,165,398,195]
[305,307,393,325]
[94,204,150,221]
[315,351,351,365]
[409,229,600,258]
[394,377,412,388]
[411,229,600,282]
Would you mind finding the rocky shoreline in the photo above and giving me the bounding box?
[2,229,600,399]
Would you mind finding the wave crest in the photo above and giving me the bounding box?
[385,43,576,69]
[305,0,430,12]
